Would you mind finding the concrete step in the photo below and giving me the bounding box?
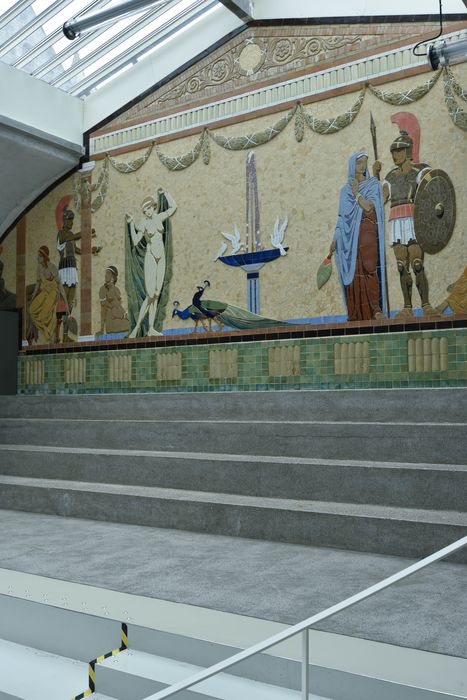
[125,626,467,700]
[0,594,122,664]
[0,638,88,700]
[1,418,466,464]
[0,445,466,511]
[1,591,465,700]
[96,648,314,700]
[96,648,467,700]
[0,475,466,561]
[3,388,467,423]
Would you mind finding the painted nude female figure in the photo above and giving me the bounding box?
[125,189,177,337]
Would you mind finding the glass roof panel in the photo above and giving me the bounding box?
[1,0,466,99]
[0,0,216,96]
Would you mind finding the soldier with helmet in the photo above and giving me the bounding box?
[56,205,100,341]
[373,129,437,317]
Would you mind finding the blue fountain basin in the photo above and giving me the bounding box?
[219,248,289,268]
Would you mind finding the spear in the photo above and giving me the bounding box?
[370,112,390,316]
[370,111,379,179]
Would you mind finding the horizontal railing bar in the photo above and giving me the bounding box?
[144,535,467,699]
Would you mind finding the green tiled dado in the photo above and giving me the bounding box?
[18,328,467,394]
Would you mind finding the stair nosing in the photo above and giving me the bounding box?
[0,475,466,525]
[0,444,465,472]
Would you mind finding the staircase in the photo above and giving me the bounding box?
[1,388,467,700]
[0,593,465,700]
[0,388,466,562]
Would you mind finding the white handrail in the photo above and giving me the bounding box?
[143,535,467,699]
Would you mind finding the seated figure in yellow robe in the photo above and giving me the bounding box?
[436,268,467,315]
[29,246,69,344]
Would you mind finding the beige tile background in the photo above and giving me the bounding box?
[11,64,467,334]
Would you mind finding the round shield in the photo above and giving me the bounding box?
[414,169,456,254]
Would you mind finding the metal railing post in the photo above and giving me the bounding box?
[301,628,309,699]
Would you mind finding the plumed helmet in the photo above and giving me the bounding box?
[390,130,413,158]
[63,205,75,221]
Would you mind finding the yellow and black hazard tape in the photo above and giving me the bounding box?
[70,623,128,700]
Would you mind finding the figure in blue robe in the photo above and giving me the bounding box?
[332,151,387,321]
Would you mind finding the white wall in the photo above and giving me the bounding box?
[0,62,83,147]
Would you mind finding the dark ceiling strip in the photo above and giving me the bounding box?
[218,0,252,22]
[248,13,467,26]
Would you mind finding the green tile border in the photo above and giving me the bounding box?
[17,328,467,395]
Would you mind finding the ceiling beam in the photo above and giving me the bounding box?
[0,0,34,33]
[83,2,244,130]
[14,0,111,71]
[50,0,182,90]
[252,0,467,18]
[0,0,71,59]
[217,0,253,22]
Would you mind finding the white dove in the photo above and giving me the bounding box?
[222,225,244,254]
[271,215,289,256]
[213,241,228,261]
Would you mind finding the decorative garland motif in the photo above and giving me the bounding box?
[72,158,110,213]
[155,136,203,171]
[201,129,211,165]
[300,89,365,135]
[108,143,154,173]
[368,71,441,105]
[91,163,107,191]
[443,68,467,131]
[72,174,81,212]
[97,69,467,180]
[294,104,305,142]
[91,159,110,213]
[208,106,297,150]
[445,67,467,101]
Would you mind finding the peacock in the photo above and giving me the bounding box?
[172,281,290,332]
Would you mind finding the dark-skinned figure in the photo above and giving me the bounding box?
[56,205,100,341]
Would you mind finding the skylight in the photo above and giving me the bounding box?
[0,0,220,97]
[1,0,465,98]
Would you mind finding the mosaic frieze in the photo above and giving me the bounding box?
[155,34,361,106]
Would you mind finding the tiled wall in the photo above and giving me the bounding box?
[18,328,467,394]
